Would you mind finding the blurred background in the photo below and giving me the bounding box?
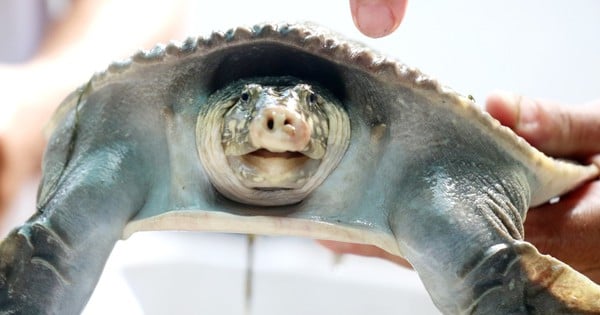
[1,0,599,314]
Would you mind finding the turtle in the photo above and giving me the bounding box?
[0,22,599,314]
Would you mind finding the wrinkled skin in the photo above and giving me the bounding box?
[0,24,599,314]
[197,77,349,207]
[324,95,600,284]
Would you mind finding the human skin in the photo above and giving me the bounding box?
[341,0,600,284]
[349,0,408,38]
[1,0,597,285]
[487,94,600,283]
[0,0,187,222]
[322,93,600,283]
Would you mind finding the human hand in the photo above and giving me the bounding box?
[321,93,600,284]
[349,0,408,38]
[486,92,600,283]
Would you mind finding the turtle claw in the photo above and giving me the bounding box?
[517,242,600,314]
[1,22,599,314]
[406,239,600,314]
[462,241,600,315]
[0,222,75,314]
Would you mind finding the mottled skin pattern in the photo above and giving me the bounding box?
[218,78,331,190]
[221,80,329,158]
[0,23,599,314]
[196,76,349,205]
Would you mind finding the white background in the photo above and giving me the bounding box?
[4,0,600,314]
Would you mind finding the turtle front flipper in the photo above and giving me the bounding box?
[0,153,148,313]
[0,82,163,313]
[0,163,142,313]
[515,241,600,313]
[388,164,600,314]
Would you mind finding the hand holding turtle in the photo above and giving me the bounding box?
[322,95,600,284]
[486,92,600,283]
[349,0,408,38]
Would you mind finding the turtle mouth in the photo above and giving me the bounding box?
[226,148,321,190]
[248,149,305,159]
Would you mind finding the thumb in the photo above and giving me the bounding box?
[485,92,600,159]
[349,0,408,38]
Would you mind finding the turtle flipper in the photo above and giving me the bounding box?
[0,144,151,313]
[388,165,600,315]
[439,240,600,314]
[0,221,117,313]
[0,82,162,313]
[0,222,79,314]
[517,242,600,314]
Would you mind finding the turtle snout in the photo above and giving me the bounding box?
[249,106,311,153]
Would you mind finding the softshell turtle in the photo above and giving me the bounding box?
[0,23,599,314]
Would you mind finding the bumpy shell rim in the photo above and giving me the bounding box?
[48,22,599,206]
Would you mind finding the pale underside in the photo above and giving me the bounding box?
[31,22,600,315]
[123,210,401,255]
[122,81,600,254]
[49,20,599,278]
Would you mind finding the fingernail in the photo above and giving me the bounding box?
[495,92,537,131]
[514,96,540,133]
[355,2,396,38]
[488,91,519,128]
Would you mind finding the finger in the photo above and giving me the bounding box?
[524,181,600,283]
[349,0,408,38]
[317,240,413,268]
[486,92,600,158]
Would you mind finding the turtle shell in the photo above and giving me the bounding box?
[9,23,599,314]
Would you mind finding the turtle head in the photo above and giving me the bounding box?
[197,77,350,206]
[222,82,329,189]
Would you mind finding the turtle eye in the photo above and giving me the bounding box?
[307,92,317,106]
[240,91,250,102]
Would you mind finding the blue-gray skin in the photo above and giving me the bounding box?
[196,76,347,206]
[1,23,600,314]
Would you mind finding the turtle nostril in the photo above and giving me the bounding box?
[261,109,299,134]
